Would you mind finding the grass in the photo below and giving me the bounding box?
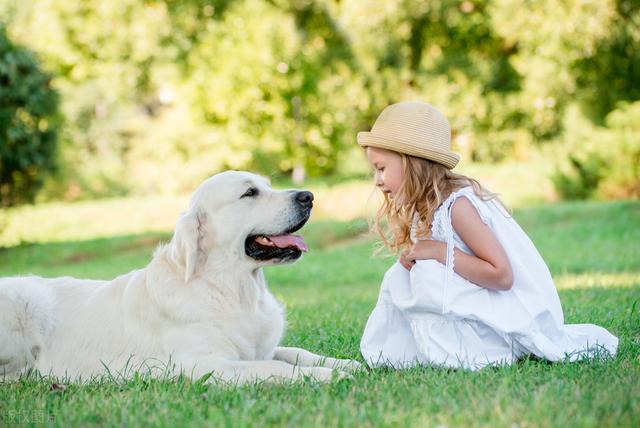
[0,179,639,426]
[0,156,556,247]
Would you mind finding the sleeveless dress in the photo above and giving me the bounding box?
[360,186,618,370]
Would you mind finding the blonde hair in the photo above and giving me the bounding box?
[371,154,503,254]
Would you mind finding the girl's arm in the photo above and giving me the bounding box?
[403,197,514,291]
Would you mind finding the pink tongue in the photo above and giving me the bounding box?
[269,234,309,252]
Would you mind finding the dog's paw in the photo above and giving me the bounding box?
[299,366,354,383]
[332,369,352,381]
[330,358,363,373]
[297,366,335,383]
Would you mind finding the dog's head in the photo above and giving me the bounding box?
[169,171,313,282]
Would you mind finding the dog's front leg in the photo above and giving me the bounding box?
[175,356,342,384]
[273,347,362,373]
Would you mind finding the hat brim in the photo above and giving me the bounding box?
[357,132,460,169]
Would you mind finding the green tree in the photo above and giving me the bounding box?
[572,0,640,123]
[0,26,59,207]
[2,0,637,200]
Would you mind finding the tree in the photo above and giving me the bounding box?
[0,26,59,207]
[2,0,637,199]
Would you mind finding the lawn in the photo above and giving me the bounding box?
[0,178,638,427]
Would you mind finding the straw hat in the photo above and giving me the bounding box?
[357,101,460,169]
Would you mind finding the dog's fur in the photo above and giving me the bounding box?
[0,171,359,383]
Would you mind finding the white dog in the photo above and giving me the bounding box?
[0,171,360,383]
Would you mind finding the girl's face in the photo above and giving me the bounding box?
[366,147,405,199]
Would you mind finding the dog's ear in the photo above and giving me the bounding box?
[170,208,206,283]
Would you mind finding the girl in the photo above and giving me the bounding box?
[358,101,618,370]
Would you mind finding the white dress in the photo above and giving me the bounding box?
[360,186,618,370]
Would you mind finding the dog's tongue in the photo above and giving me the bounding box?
[269,234,308,252]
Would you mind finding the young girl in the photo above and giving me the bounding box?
[358,101,618,370]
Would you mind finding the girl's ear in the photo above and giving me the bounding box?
[170,208,207,283]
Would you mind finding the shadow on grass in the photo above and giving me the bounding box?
[0,232,172,279]
[516,199,640,274]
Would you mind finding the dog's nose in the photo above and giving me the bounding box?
[296,191,314,207]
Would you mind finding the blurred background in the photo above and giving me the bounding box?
[1,4,639,423]
[0,0,638,246]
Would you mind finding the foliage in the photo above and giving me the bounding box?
[0,0,638,200]
[0,26,59,207]
[552,154,606,200]
[552,102,640,200]
[572,0,640,123]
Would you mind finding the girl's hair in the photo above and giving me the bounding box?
[372,154,503,254]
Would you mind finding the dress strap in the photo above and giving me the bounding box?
[438,189,464,315]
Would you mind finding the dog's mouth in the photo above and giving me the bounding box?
[244,216,310,262]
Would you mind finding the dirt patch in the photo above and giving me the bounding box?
[118,235,167,251]
[65,252,93,263]
[53,235,168,265]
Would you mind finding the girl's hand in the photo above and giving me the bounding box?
[399,251,415,270]
[399,240,446,270]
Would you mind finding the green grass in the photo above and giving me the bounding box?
[0,157,557,248]
[0,196,639,426]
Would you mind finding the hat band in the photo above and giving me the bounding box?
[357,132,460,169]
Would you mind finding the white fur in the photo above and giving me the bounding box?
[0,171,360,383]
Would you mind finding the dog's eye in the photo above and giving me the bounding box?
[241,187,259,198]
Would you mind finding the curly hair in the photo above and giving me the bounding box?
[371,154,503,254]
